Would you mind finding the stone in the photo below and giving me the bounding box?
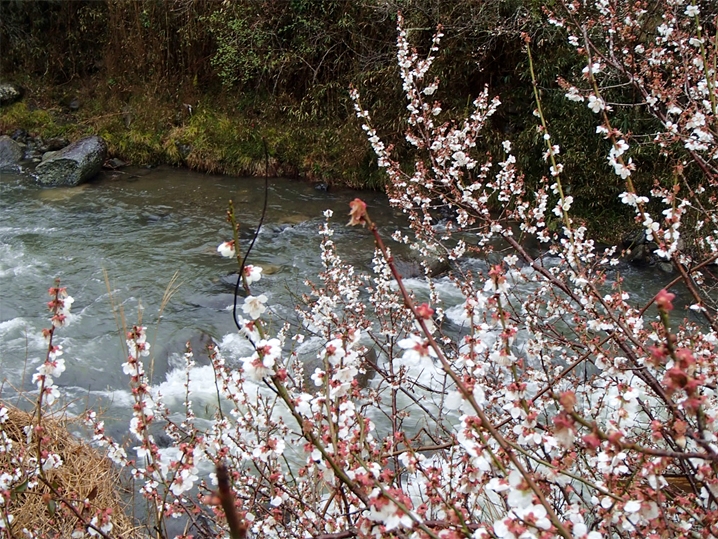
[175,141,192,159]
[0,135,24,170]
[622,228,659,267]
[34,136,107,187]
[37,184,91,202]
[395,242,451,278]
[106,157,127,169]
[10,129,28,143]
[0,82,23,106]
[40,137,70,152]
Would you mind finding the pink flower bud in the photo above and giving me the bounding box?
[582,433,601,451]
[559,391,576,413]
[416,303,434,320]
[655,288,675,311]
[663,367,688,392]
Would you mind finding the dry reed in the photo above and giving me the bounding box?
[0,402,143,538]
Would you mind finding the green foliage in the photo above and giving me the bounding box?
[0,0,108,82]
[0,102,75,139]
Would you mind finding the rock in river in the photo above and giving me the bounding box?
[34,136,107,187]
[0,135,23,171]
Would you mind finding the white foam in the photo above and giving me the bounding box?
[153,364,224,407]
[0,317,48,352]
[93,388,135,408]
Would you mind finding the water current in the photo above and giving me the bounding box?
[0,167,409,433]
[0,165,673,440]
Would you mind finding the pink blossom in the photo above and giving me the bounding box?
[348,198,367,226]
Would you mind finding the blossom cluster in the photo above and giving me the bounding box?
[6,3,718,539]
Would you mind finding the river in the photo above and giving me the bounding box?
[0,165,674,439]
[0,166,412,433]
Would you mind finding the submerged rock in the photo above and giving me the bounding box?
[622,229,657,267]
[37,184,91,203]
[219,264,281,287]
[394,242,451,278]
[34,136,107,186]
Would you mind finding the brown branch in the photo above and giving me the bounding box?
[36,476,112,539]
[314,531,357,539]
[672,252,718,332]
[216,462,248,539]
[313,518,484,539]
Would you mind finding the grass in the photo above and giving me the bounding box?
[0,74,639,243]
[0,76,381,189]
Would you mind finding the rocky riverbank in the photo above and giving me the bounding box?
[0,78,380,190]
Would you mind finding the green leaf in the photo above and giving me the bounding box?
[47,499,57,517]
[11,479,29,496]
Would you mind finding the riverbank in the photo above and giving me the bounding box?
[1,0,692,246]
[0,76,384,189]
[1,75,643,245]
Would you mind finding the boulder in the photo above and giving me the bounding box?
[394,242,451,278]
[622,229,657,267]
[34,136,107,186]
[0,82,23,106]
[0,135,24,170]
[625,242,656,267]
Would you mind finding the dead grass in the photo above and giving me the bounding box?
[0,402,143,538]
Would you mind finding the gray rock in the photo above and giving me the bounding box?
[39,137,70,152]
[106,157,127,169]
[625,243,656,267]
[34,136,107,186]
[11,129,28,143]
[185,293,236,311]
[0,135,24,170]
[395,242,450,278]
[175,141,192,160]
[622,228,659,267]
[0,82,23,106]
[153,330,218,380]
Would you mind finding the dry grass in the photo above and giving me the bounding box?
[0,402,143,538]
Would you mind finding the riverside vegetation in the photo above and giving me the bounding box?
[0,0,704,238]
[3,1,718,538]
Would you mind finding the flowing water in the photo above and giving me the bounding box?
[0,165,675,436]
[0,167,406,428]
